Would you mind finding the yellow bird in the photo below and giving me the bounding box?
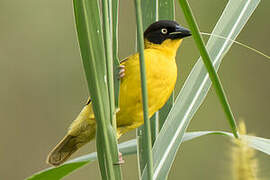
[47,20,191,166]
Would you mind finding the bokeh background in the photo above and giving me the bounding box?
[1,0,270,179]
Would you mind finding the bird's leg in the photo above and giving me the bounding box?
[118,151,124,164]
[118,65,125,79]
[113,151,125,165]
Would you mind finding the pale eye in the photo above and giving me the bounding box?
[161,28,168,34]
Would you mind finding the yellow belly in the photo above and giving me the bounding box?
[68,48,178,139]
[116,48,177,134]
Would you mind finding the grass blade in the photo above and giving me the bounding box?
[134,0,154,179]
[73,0,120,178]
[141,0,260,179]
[158,0,175,20]
[112,0,120,109]
[176,131,270,157]
[101,0,116,129]
[243,135,270,155]
[158,93,174,131]
[137,0,175,176]
[141,0,158,27]
[96,131,108,180]
[136,0,157,176]
[181,131,270,156]
[101,0,122,178]
[179,0,238,138]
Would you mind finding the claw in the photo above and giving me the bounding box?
[118,65,125,79]
[113,152,125,165]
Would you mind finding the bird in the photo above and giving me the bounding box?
[47,20,191,166]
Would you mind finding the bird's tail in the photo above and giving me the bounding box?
[47,100,96,166]
[46,134,82,166]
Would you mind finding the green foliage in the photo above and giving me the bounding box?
[26,0,270,179]
[73,0,121,179]
[141,0,261,179]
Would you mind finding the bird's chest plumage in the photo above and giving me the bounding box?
[117,49,177,127]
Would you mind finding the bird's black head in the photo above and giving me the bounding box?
[144,20,191,44]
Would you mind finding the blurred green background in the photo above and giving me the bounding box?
[1,0,269,179]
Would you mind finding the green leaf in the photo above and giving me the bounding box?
[100,0,122,177]
[183,131,232,141]
[26,160,91,180]
[73,0,108,103]
[179,0,239,138]
[158,0,175,20]
[158,94,174,131]
[243,135,270,155]
[26,140,137,180]
[141,0,261,179]
[141,0,158,29]
[73,0,121,178]
[182,131,270,156]
[183,131,270,156]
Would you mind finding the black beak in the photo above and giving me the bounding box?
[170,25,191,39]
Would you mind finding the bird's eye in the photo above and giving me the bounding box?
[161,28,168,34]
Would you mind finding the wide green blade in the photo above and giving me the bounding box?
[26,140,137,180]
[158,94,174,131]
[182,131,270,156]
[158,0,175,20]
[141,0,261,179]
[73,0,108,102]
[180,0,239,138]
[242,135,270,155]
[100,0,122,177]
[73,0,120,178]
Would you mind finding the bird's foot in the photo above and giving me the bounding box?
[118,65,125,79]
[114,152,125,165]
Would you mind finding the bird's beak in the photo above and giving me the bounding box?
[169,25,191,39]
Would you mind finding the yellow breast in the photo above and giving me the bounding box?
[117,40,179,130]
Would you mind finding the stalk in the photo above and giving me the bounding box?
[96,132,108,180]
[101,0,116,133]
[134,0,154,179]
[101,0,122,178]
[112,0,120,129]
[137,1,157,176]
